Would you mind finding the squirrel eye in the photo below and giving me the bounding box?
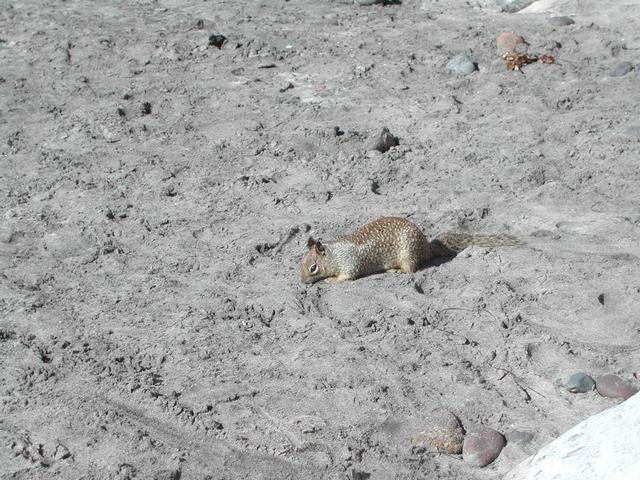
[308,263,318,274]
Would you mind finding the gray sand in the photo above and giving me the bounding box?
[2,0,639,478]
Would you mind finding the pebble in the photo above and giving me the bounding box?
[497,32,527,53]
[426,408,465,454]
[368,127,399,153]
[548,16,575,26]
[463,427,506,467]
[608,61,634,77]
[506,430,533,445]
[496,0,535,13]
[208,34,226,49]
[566,372,596,393]
[596,374,639,400]
[446,53,477,76]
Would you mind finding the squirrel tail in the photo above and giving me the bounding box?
[430,232,520,258]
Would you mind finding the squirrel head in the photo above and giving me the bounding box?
[301,237,329,284]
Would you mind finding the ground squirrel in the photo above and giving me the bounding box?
[301,216,518,283]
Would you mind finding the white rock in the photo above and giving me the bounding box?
[506,393,640,480]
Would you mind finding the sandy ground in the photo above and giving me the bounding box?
[2,0,639,478]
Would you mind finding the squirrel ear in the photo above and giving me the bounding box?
[307,237,316,249]
[315,240,325,255]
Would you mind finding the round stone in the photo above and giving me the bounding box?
[596,374,639,400]
[414,408,465,454]
[608,62,634,77]
[566,372,596,393]
[463,427,506,467]
[446,54,477,76]
[497,32,527,54]
[549,16,575,26]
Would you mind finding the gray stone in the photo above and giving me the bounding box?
[446,54,478,76]
[506,430,534,445]
[496,0,535,13]
[608,62,634,77]
[463,427,506,467]
[566,372,596,393]
[507,392,640,479]
[549,16,575,26]
[596,374,639,400]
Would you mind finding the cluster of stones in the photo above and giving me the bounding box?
[565,372,638,400]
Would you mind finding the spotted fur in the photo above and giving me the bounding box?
[300,217,519,283]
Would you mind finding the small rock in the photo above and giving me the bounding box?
[161,185,177,197]
[279,82,294,93]
[496,0,535,13]
[208,34,226,49]
[506,430,533,445]
[333,126,344,136]
[368,127,399,153]
[596,374,639,400]
[446,54,477,76]
[54,444,71,460]
[608,61,634,77]
[350,469,371,480]
[566,372,596,393]
[497,32,527,53]
[548,16,575,26]
[463,427,506,467]
[419,408,465,454]
[141,102,152,115]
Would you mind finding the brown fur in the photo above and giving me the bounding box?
[301,217,518,284]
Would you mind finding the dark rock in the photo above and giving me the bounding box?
[333,126,344,136]
[609,62,634,77]
[350,469,371,480]
[596,374,639,400]
[208,34,227,49]
[446,54,477,75]
[368,127,399,153]
[549,16,575,26]
[566,372,596,393]
[463,427,506,467]
[141,102,152,115]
